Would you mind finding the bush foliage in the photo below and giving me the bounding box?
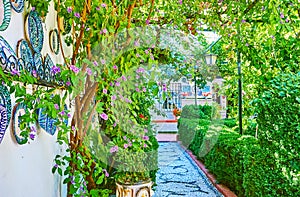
[178,87,300,197]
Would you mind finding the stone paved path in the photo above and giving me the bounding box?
[153,143,223,197]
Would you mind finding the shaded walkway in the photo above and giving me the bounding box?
[153,143,223,197]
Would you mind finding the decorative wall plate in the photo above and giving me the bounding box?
[17,39,34,73]
[37,107,58,135]
[25,10,44,53]
[49,29,59,55]
[10,0,24,13]
[33,53,44,80]
[0,84,11,143]
[0,104,8,143]
[0,0,11,31]
[12,102,27,144]
[44,54,54,82]
[0,35,17,62]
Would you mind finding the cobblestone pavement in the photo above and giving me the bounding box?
[153,143,223,197]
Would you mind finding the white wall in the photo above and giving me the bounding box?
[0,2,70,197]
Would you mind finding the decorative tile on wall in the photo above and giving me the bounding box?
[0,84,11,143]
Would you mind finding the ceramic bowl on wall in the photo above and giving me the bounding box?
[11,102,31,144]
[10,0,24,13]
[0,84,11,143]
[0,104,8,144]
[25,10,44,53]
[0,35,17,68]
[37,107,58,136]
[44,54,54,82]
[17,39,34,73]
[0,0,11,31]
[33,53,44,80]
[49,29,60,55]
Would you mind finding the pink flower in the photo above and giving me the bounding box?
[66,81,71,86]
[110,145,118,153]
[67,7,72,13]
[86,68,92,76]
[54,104,59,110]
[32,70,37,77]
[29,133,35,140]
[70,65,80,74]
[115,82,120,86]
[96,7,100,10]
[143,87,146,92]
[124,144,129,149]
[113,122,117,127]
[11,69,20,76]
[72,126,76,131]
[101,3,107,8]
[111,95,117,101]
[102,169,109,177]
[280,13,284,19]
[103,89,107,94]
[121,76,127,81]
[113,65,118,70]
[74,12,80,18]
[179,0,182,4]
[31,7,35,11]
[101,59,106,65]
[100,113,108,120]
[93,61,98,66]
[144,129,148,133]
[143,144,147,148]
[146,19,150,25]
[102,28,107,34]
[136,88,140,92]
[143,136,149,141]
[59,111,65,116]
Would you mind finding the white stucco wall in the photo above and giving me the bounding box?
[0,2,70,197]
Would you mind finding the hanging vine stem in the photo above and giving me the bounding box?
[56,0,68,67]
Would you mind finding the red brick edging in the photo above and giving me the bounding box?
[152,119,178,123]
[179,143,237,197]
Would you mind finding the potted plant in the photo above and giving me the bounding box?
[107,126,156,197]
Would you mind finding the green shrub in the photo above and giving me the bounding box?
[253,72,300,196]
[223,118,237,128]
[178,118,201,147]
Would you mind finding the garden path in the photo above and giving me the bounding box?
[153,142,223,197]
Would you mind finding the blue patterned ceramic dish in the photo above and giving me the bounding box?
[10,0,24,13]
[49,29,59,55]
[0,35,17,64]
[44,54,55,82]
[0,84,11,143]
[37,107,58,136]
[0,0,11,31]
[0,104,8,143]
[33,53,44,80]
[26,10,44,53]
[17,39,34,73]
[12,102,27,144]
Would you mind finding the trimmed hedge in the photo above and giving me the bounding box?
[179,78,300,196]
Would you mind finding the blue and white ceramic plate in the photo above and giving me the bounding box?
[0,84,11,143]
[17,39,34,73]
[25,10,44,53]
[0,104,8,143]
[0,35,17,64]
[33,53,44,80]
[37,108,57,136]
[12,102,27,144]
[0,0,11,31]
[49,29,59,55]
[44,54,54,82]
[10,0,24,13]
